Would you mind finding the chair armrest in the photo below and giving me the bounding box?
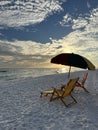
[61,84,66,90]
[76,81,81,86]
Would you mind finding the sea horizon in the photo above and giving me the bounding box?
[0,68,60,81]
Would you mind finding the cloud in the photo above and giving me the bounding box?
[0,24,97,68]
[0,6,98,68]
[72,17,88,30]
[59,14,73,27]
[0,39,61,68]
[56,8,98,67]
[60,7,98,33]
[0,41,23,56]
[0,0,65,28]
[87,1,91,8]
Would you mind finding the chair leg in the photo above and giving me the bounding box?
[50,93,58,101]
[50,93,54,101]
[82,87,89,93]
[40,92,43,97]
[70,94,77,103]
[40,92,49,97]
[76,85,89,93]
[60,95,77,107]
[60,98,68,107]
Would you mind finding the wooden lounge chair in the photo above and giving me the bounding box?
[76,72,89,93]
[49,77,79,107]
[40,83,66,97]
[41,77,79,107]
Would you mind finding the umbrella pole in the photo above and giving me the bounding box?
[68,66,71,78]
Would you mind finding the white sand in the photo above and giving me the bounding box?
[0,70,98,130]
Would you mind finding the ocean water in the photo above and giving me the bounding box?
[0,68,59,81]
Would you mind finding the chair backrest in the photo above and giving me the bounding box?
[62,77,79,97]
[81,72,88,85]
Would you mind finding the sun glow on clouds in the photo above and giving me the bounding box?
[0,25,97,68]
[0,1,98,68]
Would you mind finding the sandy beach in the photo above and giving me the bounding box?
[0,70,98,130]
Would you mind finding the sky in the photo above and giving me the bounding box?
[0,0,98,69]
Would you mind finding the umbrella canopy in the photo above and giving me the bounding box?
[51,53,95,77]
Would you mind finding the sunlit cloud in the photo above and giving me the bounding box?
[59,14,73,27]
[72,17,88,30]
[0,0,64,28]
[0,23,98,68]
[0,1,98,68]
